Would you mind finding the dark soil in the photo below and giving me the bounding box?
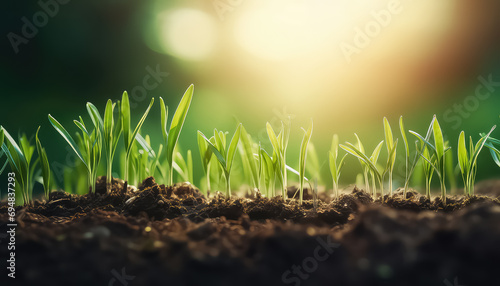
[1,176,500,286]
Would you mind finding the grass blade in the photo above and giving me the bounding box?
[167,84,194,167]
[121,91,131,149]
[159,97,169,143]
[226,124,242,172]
[36,126,51,199]
[458,131,468,174]
[48,115,87,167]
[299,120,313,204]
[240,125,259,187]
[432,115,445,159]
[383,117,393,152]
[127,98,154,155]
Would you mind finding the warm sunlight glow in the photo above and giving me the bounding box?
[158,9,216,61]
[233,0,360,61]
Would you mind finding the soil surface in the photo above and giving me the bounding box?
[1,176,499,286]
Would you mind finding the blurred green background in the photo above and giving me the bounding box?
[1,0,500,196]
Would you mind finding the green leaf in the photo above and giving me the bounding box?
[197,131,213,172]
[86,102,104,132]
[121,91,131,150]
[167,84,194,168]
[36,126,50,197]
[48,115,87,168]
[299,120,313,202]
[385,139,398,172]
[457,131,468,174]
[383,117,393,153]
[331,134,339,159]
[370,141,384,164]
[240,125,259,187]
[127,97,154,155]
[266,122,281,156]
[159,97,168,143]
[399,116,410,157]
[0,128,4,148]
[282,116,291,151]
[432,115,445,159]
[199,131,227,169]
[340,142,380,180]
[329,151,337,180]
[409,130,437,157]
[135,133,155,158]
[226,124,242,172]
[104,100,114,141]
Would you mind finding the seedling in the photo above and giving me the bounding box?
[135,133,163,183]
[160,84,194,186]
[35,127,51,200]
[328,134,347,197]
[383,118,398,195]
[199,124,242,197]
[421,146,435,199]
[1,127,38,204]
[49,112,102,194]
[121,92,154,182]
[298,120,313,205]
[197,131,213,193]
[260,147,275,197]
[340,135,384,197]
[400,115,434,197]
[266,118,291,200]
[173,149,194,183]
[458,126,495,196]
[306,142,322,185]
[410,116,450,204]
[239,125,260,190]
[86,100,123,193]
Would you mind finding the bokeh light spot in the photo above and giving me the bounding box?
[158,9,216,61]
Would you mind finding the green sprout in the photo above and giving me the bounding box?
[0,127,38,205]
[173,149,194,183]
[198,124,242,197]
[306,142,322,185]
[383,118,398,196]
[400,115,435,197]
[328,134,347,197]
[49,111,102,194]
[266,118,291,200]
[135,133,163,183]
[35,127,51,200]
[352,134,371,193]
[409,115,450,204]
[421,146,434,199]
[121,92,154,183]
[260,147,275,197]
[197,131,213,193]
[298,120,313,205]
[341,135,384,197]
[458,126,495,196]
[102,100,122,192]
[86,100,122,193]
[239,125,260,190]
[159,84,194,186]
